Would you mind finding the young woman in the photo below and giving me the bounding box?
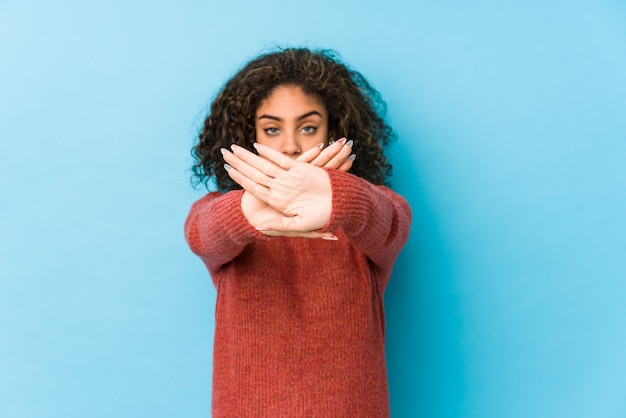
[185,47,412,417]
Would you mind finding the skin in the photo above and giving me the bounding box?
[255,85,329,157]
[222,85,355,239]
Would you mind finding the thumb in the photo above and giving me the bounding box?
[256,215,323,234]
[255,216,297,233]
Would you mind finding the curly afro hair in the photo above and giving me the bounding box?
[191,47,395,192]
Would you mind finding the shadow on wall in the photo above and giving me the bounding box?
[384,140,466,418]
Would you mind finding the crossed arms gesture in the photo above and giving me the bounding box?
[221,139,354,240]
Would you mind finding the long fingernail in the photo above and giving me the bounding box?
[220,148,228,155]
[348,154,356,161]
[346,140,353,148]
[224,163,232,171]
[337,137,347,145]
[321,234,339,241]
[316,143,325,150]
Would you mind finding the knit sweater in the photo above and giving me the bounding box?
[185,169,412,417]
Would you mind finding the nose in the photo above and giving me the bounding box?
[282,132,301,157]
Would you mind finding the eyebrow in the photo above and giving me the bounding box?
[257,110,323,122]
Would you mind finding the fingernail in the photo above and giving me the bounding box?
[321,234,339,241]
[337,138,347,145]
[345,140,353,148]
[220,148,228,155]
[316,143,325,150]
[348,154,356,161]
[224,163,232,171]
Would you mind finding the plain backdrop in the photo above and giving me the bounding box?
[2,1,626,417]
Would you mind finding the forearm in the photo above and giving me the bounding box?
[321,169,412,269]
[184,190,265,271]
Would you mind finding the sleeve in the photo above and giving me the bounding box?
[184,190,268,272]
[320,169,412,270]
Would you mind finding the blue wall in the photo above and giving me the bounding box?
[1,1,625,417]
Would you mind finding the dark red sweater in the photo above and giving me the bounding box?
[185,169,412,417]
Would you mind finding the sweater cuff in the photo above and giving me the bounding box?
[207,190,269,244]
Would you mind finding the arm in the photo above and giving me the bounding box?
[221,142,411,268]
[185,141,355,269]
[184,190,267,272]
[320,169,412,270]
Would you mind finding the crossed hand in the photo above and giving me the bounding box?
[221,139,354,240]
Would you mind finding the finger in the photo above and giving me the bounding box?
[253,143,297,170]
[324,140,354,169]
[310,138,352,168]
[309,138,346,166]
[255,211,329,234]
[258,229,338,240]
[295,143,324,163]
[230,144,284,178]
[336,154,355,172]
[222,148,274,187]
[224,164,272,203]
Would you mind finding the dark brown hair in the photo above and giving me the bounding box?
[191,47,395,192]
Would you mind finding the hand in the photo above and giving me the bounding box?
[222,143,337,239]
[222,139,354,239]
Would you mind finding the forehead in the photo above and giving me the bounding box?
[256,85,326,115]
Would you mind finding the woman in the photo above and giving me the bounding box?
[185,47,411,417]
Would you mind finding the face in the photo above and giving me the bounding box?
[255,85,329,158]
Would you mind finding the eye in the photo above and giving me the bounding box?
[264,127,280,135]
[301,126,317,134]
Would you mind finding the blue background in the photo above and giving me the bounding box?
[2,1,625,417]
